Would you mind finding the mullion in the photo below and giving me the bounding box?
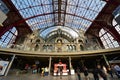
[9,30,17,37]
[62,0,68,26]
[83,21,88,30]
[68,2,98,14]
[1,32,12,47]
[27,2,39,30]
[78,0,88,17]
[45,15,49,27]
[20,5,31,18]
[23,0,33,17]
[2,31,11,44]
[76,0,87,29]
[41,0,48,27]
[103,36,109,48]
[15,0,22,10]
[45,10,50,27]
[27,0,36,16]
[32,0,40,16]
[17,0,24,10]
[106,33,115,48]
[40,3,47,27]
[88,1,99,20]
[95,1,104,12]
[70,0,80,28]
[80,0,93,29]
[36,17,42,29]
[52,0,56,25]
[33,6,42,29]
[22,0,32,18]
[103,33,112,48]
[7,34,15,45]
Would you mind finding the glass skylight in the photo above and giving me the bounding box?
[40,26,79,39]
[11,0,106,32]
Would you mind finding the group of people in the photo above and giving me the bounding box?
[76,64,120,80]
[76,66,89,80]
[24,64,49,76]
[41,66,49,76]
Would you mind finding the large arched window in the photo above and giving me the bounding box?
[99,28,119,49]
[112,19,120,34]
[0,0,9,14]
[112,5,120,34]
[0,27,18,48]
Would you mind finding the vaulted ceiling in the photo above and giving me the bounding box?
[10,0,106,32]
[1,0,120,39]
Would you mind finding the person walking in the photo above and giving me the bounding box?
[97,65,107,80]
[92,66,99,80]
[83,66,89,80]
[114,64,120,78]
[107,66,113,78]
[76,67,81,80]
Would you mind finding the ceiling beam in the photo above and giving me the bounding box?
[52,0,55,25]
[5,12,93,27]
[63,0,68,26]
[58,0,62,25]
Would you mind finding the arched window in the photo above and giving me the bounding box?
[43,45,47,50]
[80,45,84,51]
[73,45,76,50]
[112,19,120,34]
[112,5,120,34]
[99,28,119,49]
[0,27,18,48]
[0,0,9,14]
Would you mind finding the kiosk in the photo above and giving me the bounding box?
[53,62,68,76]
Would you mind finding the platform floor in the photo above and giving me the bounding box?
[0,69,119,80]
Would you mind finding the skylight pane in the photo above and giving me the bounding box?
[67,0,78,5]
[65,0,106,31]
[80,0,92,8]
[11,0,54,31]
[11,0,106,32]
[66,5,76,14]
[76,8,86,17]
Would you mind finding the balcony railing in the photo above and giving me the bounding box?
[1,43,103,53]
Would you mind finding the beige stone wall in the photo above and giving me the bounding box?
[20,30,101,52]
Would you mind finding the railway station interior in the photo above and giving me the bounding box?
[0,0,120,80]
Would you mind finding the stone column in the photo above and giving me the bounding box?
[5,54,16,76]
[103,54,110,67]
[69,57,72,74]
[49,57,52,75]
